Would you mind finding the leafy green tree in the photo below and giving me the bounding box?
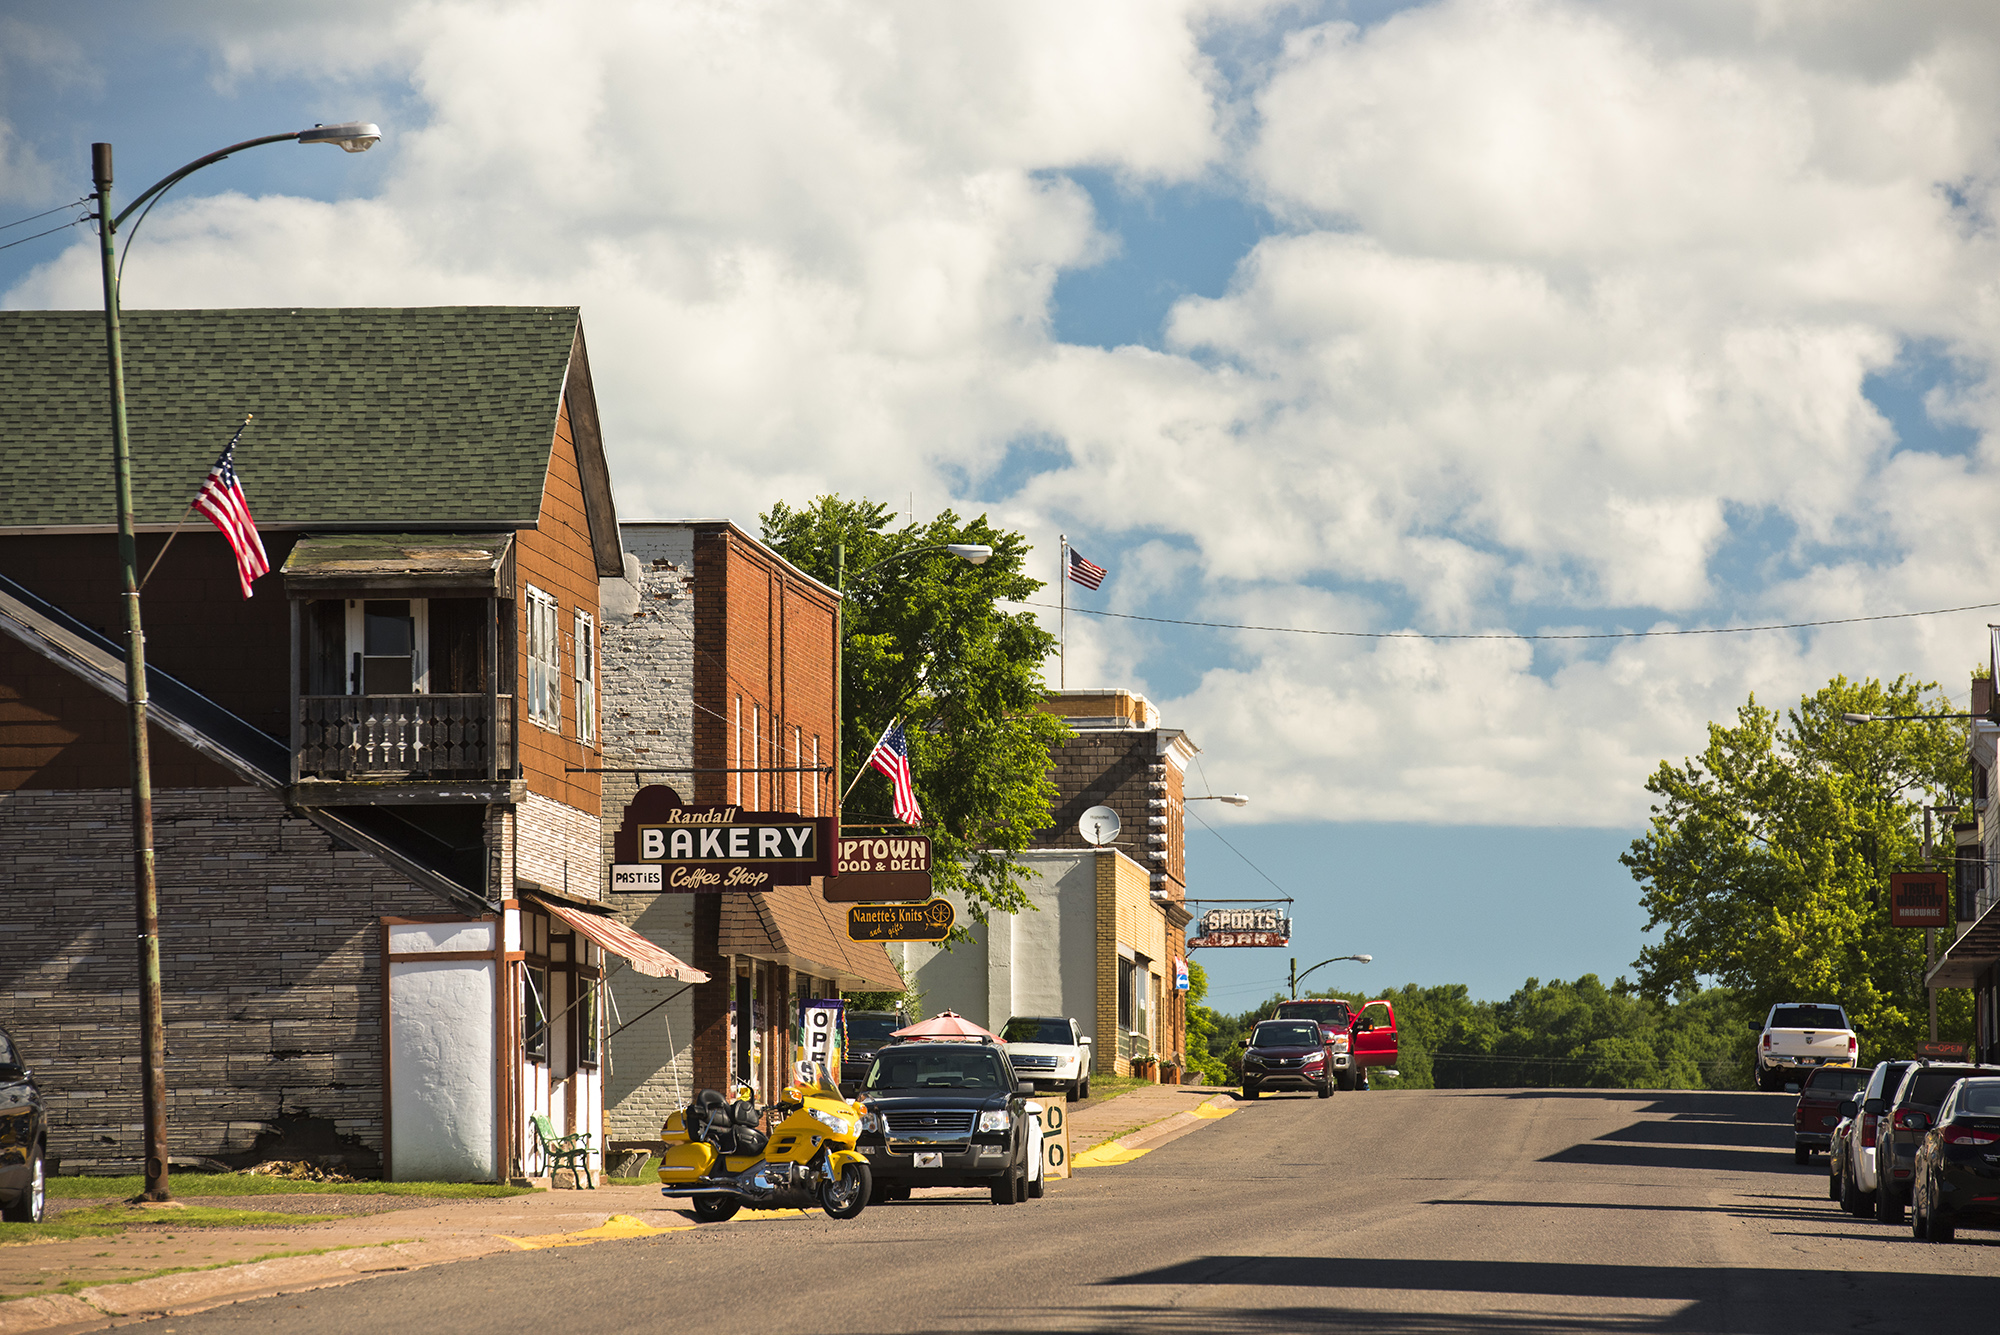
[760,497,1068,919]
[1623,675,1975,1059]
[1181,960,1233,1084]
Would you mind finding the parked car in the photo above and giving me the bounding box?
[1239,1019,1333,1099]
[1275,999,1360,1091]
[1839,1059,1919,1215]
[1874,1061,2000,1225]
[1911,1076,2000,1243]
[999,1016,1093,1102]
[1828,1093,1860,1203]
[1753,1002,1858,1092]
[854,1039,1037,1204]
[0,1026,46,1224]
[840,1010,906,1093]
[1351,1000,1399,1089]
[1793,1064,1872,1162]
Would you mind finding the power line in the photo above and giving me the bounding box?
[1006,597,2000,642]
[0,198,87,231]
[0,216,85,253]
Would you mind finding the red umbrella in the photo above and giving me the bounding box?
[891,1010,1004,1043]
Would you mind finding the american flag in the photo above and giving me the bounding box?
[864,719,923,825]
[192,425,269,599]
[1067,547,1107,590]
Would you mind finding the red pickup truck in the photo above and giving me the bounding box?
[1273,998,1399,1091]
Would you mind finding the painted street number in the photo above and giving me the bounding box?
[846,899,955,942]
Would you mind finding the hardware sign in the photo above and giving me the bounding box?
[611,785,833,891]
[1889,872,1950,929]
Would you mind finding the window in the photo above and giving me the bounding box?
[812,736,820,816]
[573,610,596,744]
[734,696,743,803]
[752,705,761,807]
[524,965,550,1063]
[525,587,559,729]
[793,725,802,812]
[575,977,600,1068]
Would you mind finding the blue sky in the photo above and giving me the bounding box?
[7,2,2000,1002]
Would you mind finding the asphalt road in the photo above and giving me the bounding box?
[123,1088,2000,1334]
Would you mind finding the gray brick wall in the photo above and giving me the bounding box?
[597,527,700,1140]
[0,786,446,1175]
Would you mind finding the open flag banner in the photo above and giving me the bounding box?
[192,423,269,598]
[865,718,923,825]
[1067,547,1106,590]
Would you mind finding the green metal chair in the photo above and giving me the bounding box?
[530,1114,594,1189]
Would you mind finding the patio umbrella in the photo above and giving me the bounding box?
[892,1010,1004,1043]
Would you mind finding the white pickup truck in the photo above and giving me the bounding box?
[1754,1002,1859,1091]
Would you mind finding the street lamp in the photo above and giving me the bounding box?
[1290,953,1372,999]
[1189,794,1249,807]
[92,122,380,1203]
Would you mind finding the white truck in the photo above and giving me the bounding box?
[1753,1002,1859,1091]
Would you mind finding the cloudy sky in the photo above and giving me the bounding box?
[7,0,1999,1003]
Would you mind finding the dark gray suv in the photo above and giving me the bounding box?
[0,1026,47,1223]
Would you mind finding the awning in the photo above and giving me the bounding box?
[1930,898,2000,988]
[282,532,515,597]
[538,898,710,982]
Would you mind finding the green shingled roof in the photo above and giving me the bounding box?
[0,306,581,530]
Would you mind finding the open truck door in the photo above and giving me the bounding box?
[1353,1000,1398,1071]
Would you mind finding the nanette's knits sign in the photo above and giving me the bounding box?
[611,785,833,892]
[847,899,955,942]
[822,834,934,904]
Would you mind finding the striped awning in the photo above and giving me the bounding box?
[538,898,709,983]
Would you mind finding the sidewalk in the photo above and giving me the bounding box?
[1064,1084,1239,1167]
[2,1086,1242,1332]
[0,1184,701,1334]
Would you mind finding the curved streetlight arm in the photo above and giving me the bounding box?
[1289,953,1372,999]
[110,133,302,232]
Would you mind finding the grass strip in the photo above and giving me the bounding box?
[47,1176,532,1200]
[0,1239,411,1302]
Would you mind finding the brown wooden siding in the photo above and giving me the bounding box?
[0,532,294,791]
[513,395,602,815]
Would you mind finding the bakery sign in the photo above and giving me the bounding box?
[611,785,833,892]
[1186,907,1292,950]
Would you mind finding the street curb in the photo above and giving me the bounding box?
[1071,1094,1237,1168]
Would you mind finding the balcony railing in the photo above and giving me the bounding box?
[298,694,512,779]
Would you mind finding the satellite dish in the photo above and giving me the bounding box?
[1079,805,1121,847]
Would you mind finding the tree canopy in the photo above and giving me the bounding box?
[1621,674,1974,1056]
[760,496,1068,919]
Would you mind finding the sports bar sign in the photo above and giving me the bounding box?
[1186,907,1292,950]
[611,785,832,891]
[822,833,933,904]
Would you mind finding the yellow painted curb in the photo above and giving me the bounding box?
[1191,1099,1237,1120]
[732,1208,808,1221]
[1071,1143,1152,1167]
[507,1213,690,1250]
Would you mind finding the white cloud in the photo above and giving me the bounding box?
[9,0,2000,828]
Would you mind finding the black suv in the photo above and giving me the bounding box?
[1875,1060,2000,1225]
[855,1039,1035,1204]
[0,1026,47,1223]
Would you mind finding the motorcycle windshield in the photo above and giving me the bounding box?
[794,1058,843,1102]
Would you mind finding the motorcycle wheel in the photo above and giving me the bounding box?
[690,1195,741,1223]
[820,1161,871,1220]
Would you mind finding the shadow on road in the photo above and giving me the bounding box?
[1421,1196,1846,1225]
[1538,1142,1794,1173]
[1079,1255,1999,1328]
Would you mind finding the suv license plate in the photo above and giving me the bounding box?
[914,1152,942,1169]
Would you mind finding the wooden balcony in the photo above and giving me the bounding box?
[297,694,513,780]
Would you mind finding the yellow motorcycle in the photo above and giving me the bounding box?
[659,1059,872,1222]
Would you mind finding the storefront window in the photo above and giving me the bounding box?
[524,965,549,1063]
[576,977,599,1067]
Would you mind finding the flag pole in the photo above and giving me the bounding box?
[1059,533,1067,691]
[843,716,898,803]
[140,414,251,592]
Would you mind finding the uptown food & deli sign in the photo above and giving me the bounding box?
[611,785,833,892]
[822,834,933,904]
[1186,907,1292,950]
